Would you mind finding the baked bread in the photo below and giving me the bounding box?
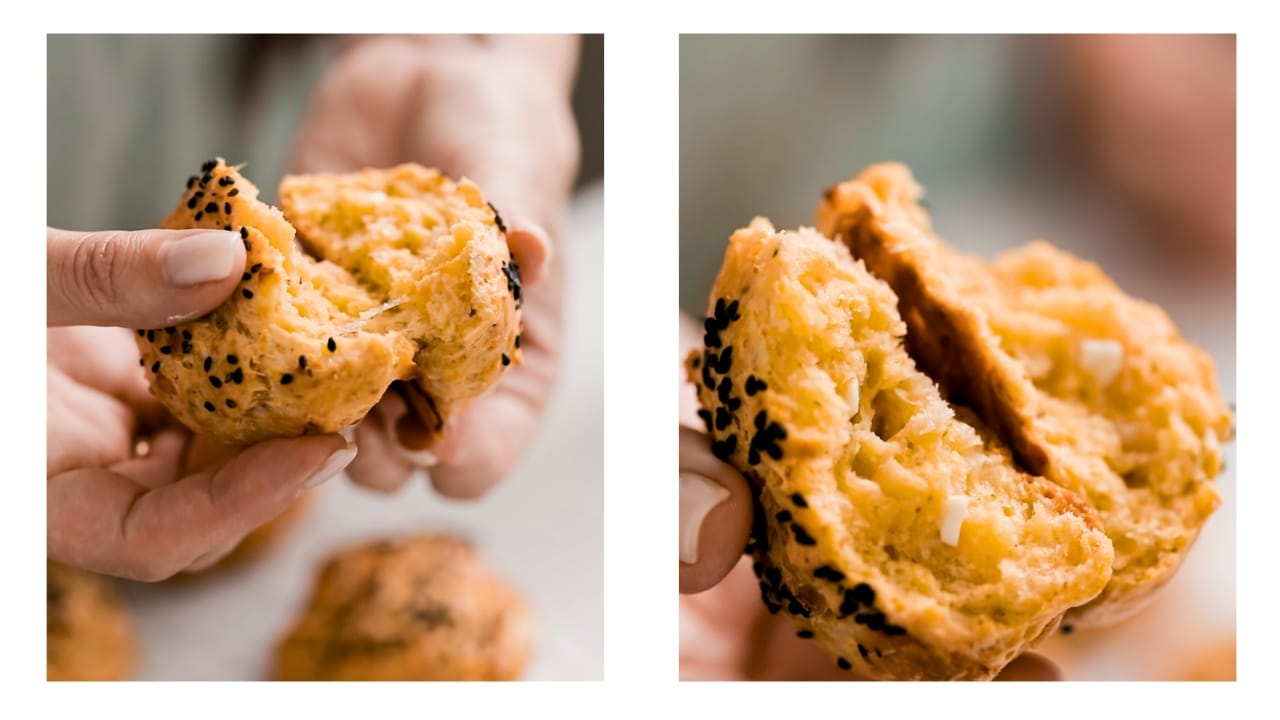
[137,158,521,445]
[47,562,135,681]
[816,163,1232,627]
[685,219,1114,680]
[275,533,533,681]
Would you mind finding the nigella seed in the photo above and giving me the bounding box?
[710,434,737,461]
[837,658,852,671]
[791,523,816,546]
[327,337,337,352]
[137,329,146,337]
[146,329,155,342]
[775,510,792,522]
[194,212,203,221]
[203,401,215,412]
[209,376,222,388]
[224,202,231,215]
[159,346,172,355]
[797,629,814,639]
[696,408,713,432]
[165,327,176,334]
[187,175,197,189]
[502,354,511,367]
[139,358,145,367]
[883,624,907,636]
[205,202,218,214]
[814,564,846,583]
[858,644,870,660]
[250,263,262,273]
[201,159,217,172]
[850,582,875,607]
[186,196,199,209]
[226,354,238,365]
[790,493,808,508]
[227,188,239,197]
[151,361,160,373]
[225,399,237,409]
[181,342,192,354]
[298,355,307,369]
[218,176,233,187]
[714,407,732,431]
[203,357,213,372]
[229,367,244,384]
[515,334,521,349]
[242,272,252,281]
[240,227,249,239]
[242,289,254,299]
[745,375,768,395]
[182,330,192,340]
[281,374,294,385]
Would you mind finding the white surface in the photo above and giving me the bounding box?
[121,183,604,681]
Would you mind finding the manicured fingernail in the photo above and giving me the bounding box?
[339,425,357,443]
[305,446,358,489]
[163,231,240,286]
[396,446,439,467]
[680,472,730,565]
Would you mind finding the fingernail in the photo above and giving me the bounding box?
[680,472,730,565]
[339,425,357,443]
[396,445,439,468]
[304,446,358,489]
[163,231,240,286]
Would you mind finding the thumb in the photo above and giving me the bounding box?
[47,227,246,328]
[680,426,754,594]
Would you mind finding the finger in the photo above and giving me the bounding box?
[502,217,551,286]
[46,369,136,478]
[345,410,415,493]
[47,434,353,581]
[994,653,1063,681]
[108,427,190,490]
[47,227,246,328]
[679,427,754,593]
[184,538,241,573]
[47,326,167,421]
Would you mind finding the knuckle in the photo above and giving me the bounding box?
[68,231,127,311]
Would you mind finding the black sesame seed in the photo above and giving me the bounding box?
[814,564,847,583]
[775,510,792,522]
[151,361,160,373]
[515,334,522,349]
[203,401,215,412]
[205,202,218,214]
[797,629,814,639]
[327,337,336,352]
[850,582,875,607]
[181,330,192,340]
[487,201,507,233]
[242,272,252,281]
[281,374,294,385]
[696,408,713,432]
[228,188,240,197]
[298,355,307,369]
[710,434,738,461]
[224,202,232,215]
[209,376,223,388]
[250,263,262,273]
[745,375,768,396]
[165,327,176,335]
[714,407,732,431]
[187,176,197,189]
[218,176,234,187]
[201,159,217,172]
[225,399,237,409]
[791,524,816,546]
[203,357,213,372]
[502,354,511,366]
[200,172,212,186]
[883,624,907,636]
[223,224,232,231]
[242,289,254,299]
[243,239,251,250]
[186,196,199,209]
[763,567,782,586]
[837,658,852,670]
[229,367,244,384]
[226,354,238,365]
[240,226,249,239]
[790,493,808,508]
[194,211,203,221]
[858,644,870,660]
[137,329,146,337]
[139,358,145,367]
[146,329,155,342]
[159,346,172,355]
[181,342,192,354]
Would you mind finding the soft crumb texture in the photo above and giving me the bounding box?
[47,562,135,681]
[275,534,532,681]
[817,163,1233,627]
[685,219,1113,680]
[138,159,519,444]
[280,164,521,431]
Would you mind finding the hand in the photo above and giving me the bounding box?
[677,314,1060,680]
[291,35,580,499]
[47,227,356,581]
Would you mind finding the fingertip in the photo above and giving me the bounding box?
[505,218,551,286]
[680,427,754,594]
[995,653,1063,681]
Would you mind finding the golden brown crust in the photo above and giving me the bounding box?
[817,163,1232,626]
[274,534,532,681]
[138,158,519,444]
[687,219,1112,680]
[47,562,135,681]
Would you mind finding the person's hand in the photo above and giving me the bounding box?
[47,227,356,581]
[291,35,580,499]
[677,314,1060,680]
